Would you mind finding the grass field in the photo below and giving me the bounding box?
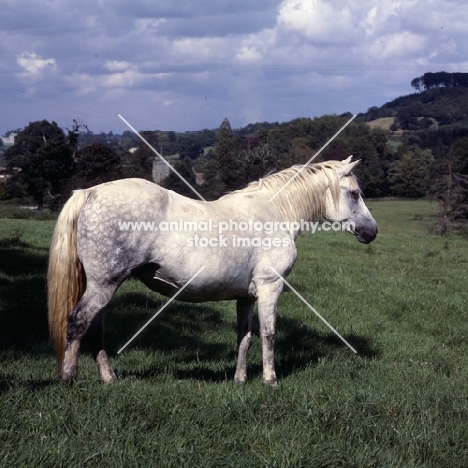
[1,200,467,467]
[365,117,396,132]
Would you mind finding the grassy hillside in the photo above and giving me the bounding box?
[360,87,468,137]
[361,87,468,123]
[365,117,396,132]
[1,200,467,467]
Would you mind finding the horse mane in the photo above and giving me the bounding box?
[222,160,360,222]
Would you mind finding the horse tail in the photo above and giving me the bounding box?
[47,189,91,373]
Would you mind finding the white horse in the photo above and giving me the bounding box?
[48,157,377,385]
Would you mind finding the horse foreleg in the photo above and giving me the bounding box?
[257,280,283,386]
[234,299,255,384]
[87,312,117,383]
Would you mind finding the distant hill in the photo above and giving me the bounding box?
[358,87,468,133]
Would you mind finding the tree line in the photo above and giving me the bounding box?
[2,113,468,234]
[1,120,153,209]
[162,116,468,234]
[411,72,468,92]
[161,115,394,201]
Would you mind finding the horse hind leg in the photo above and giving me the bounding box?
[61,281,119,382]
[86,312,117,382]
[234,299,255,384]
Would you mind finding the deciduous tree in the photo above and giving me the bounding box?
[389,148,433,198]
[430,140,468,234]
[215,118,244,191]
[5,120,75,209]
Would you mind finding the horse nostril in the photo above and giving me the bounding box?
[357,229,377,244]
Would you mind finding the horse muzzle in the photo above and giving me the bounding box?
[355,221,378,244]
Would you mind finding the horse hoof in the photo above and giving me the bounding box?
[101,373,118,383]
[234,378,247,385]
[59,367,77,382]
[262,378,278,387]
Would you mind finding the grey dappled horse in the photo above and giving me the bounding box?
[48,157,377,385]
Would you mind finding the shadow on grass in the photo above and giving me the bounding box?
[0,243,50,351]
[102,292,233,381]
[104,291,380,383]
[0,244,379,384]
[0,376,57,394]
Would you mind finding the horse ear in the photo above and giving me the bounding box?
[341,155,353,165]
[338,158,360,178]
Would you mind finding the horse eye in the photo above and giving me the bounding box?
[351,191,360,201]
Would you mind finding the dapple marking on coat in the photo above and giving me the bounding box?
[47,157,377,385]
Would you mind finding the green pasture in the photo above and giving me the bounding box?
[0,200,467,467]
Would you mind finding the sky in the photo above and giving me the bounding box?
[1,0,467,136]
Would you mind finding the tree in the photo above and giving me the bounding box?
[244,142,282,181]
[197,158,226,201]
[0,182,7,201]
[430,141,468,234]
[120,131,156,180]
[411,77,422,92]
[214,118,244,191]
[161,156,199,199]
[411,72,468,91]
[57,142,122,206]
[332,123,391,197]
[389,148,433,197]
[75,143,121,182]
[5,120,75,209]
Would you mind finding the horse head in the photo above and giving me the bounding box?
[325,157,378,244]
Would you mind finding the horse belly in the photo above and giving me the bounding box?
[133,263,251,303]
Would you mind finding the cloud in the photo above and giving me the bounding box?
[369,31,427,59]
[67,67,152,95]
[236,46,262,62]
[1,0,468,135]
[277,0,358,43]
[104,61,138,73]
[17,52,57,77]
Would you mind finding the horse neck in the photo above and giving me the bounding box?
[266,169,336,225]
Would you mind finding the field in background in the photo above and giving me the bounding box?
[0,200,467,467]
[365,117,396,132]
